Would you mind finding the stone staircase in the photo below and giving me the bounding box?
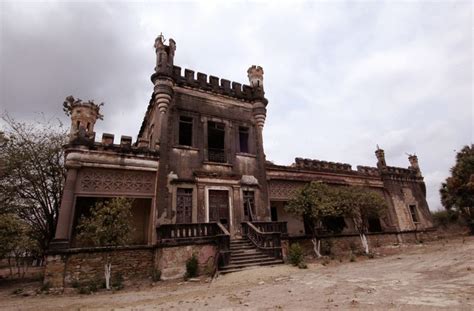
[219,238,284,274]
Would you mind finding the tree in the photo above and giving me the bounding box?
[285,182,344,257]
[76,197,134,290]
[340,187,387,254]
[0,114,67,254]
[0,214,39,277]
[440,145,474,234]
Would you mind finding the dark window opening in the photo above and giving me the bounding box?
[322,216,346,234]
[208,121,226,162]
[76,121,80,129]
[368,217,383,232]
[270,206,278,222]
[239,126,249,153]
[176,188,193,224]
[243,191,255,221]
[86,122,91,131]
[409,205,419,223]
[179,116,193,146]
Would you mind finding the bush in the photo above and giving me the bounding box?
[321,239,333,256]
[185,254,199,278]
[298,262,308,269]
[288,243,304,266]
[432,210,459,228]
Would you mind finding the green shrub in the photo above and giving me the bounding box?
[321,239,333,256]
[185,254,199,278]
[288,243,304,266]
[298,262,308,269]
[432,210,459,228]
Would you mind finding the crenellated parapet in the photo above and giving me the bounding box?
[381,166,423,182]
[66,132,159,158]
[356,165,380,176]
[294,157,353,173]
[167,66,265,102]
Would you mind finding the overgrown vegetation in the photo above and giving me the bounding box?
[439,145,474,234]
[285,181,387,256]
[185,254,199,279]
[287,243,305,266]
[0,114,67,255]
[76,197,134,290]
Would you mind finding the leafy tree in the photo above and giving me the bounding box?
[0,114,67,253]
[0,214,39,277]
[440,145,474,234]
[285,182,344,257]
[339,187,387,254]
[76,197,134,290]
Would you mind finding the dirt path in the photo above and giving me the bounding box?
[1,237,473,310]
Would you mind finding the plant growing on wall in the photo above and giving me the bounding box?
[76,197,134,290]
[440,144,474,234]
[285,182,344,257]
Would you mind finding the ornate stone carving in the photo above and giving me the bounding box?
[268,180,304,200]
[77,168,155,195]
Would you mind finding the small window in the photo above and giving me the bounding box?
[179,116,193,146]
[409,205,419,223]
[208,121,226,162]
[239,126,249,153]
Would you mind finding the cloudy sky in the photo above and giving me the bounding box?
[1,0,472,211]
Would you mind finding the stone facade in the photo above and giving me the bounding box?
[46,34,434,287]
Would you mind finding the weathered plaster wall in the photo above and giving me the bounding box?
[155,244,218,280]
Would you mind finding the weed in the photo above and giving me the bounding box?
[288,243,304,266]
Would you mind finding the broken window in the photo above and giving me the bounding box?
[243,191,255,221]
[322,216,346,234]
[179,116,193,146]
[239,126,249,153]
[368,217,382,232]
[208,121,225,162]
[176,188,193,223]
[409,205,419,223]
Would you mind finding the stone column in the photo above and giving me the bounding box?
[154,78,174,221]
[253,101,270,220]
[52,167,78,248]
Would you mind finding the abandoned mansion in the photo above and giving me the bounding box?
[45,35,434,286]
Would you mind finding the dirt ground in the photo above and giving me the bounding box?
[1,236,473,310]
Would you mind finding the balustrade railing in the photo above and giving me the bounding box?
[242,222,283,259]
[157,222,231,267]
[251,221,288,237]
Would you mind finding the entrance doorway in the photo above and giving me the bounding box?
[209,190,230,229]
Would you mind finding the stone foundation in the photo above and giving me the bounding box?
[285,229,439,258]
[155,244,218,280]
[44,243,217,288]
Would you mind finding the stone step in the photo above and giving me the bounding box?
[230,244,255,250]
[219,259,284,273]
[230,256,276,265]
[230,252,268,260]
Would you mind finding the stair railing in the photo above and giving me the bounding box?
[216,222,231,267]
[241,221,282,259]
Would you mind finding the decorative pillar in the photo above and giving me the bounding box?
[248,65,270,220]
[151,34,176,222]
[51,167,78,249]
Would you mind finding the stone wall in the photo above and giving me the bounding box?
[286,230,439,258]
[155,244,218,280]
[44,243,218,288]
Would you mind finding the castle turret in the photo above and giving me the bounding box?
[154,33,176,76]
[408,154,422,176]
[375,146,387,169]
[63,95,103,142]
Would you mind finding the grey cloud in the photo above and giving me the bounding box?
[1,1,471,211]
